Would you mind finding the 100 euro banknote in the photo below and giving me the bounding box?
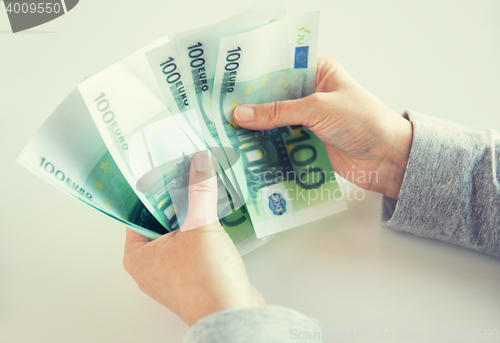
[212,12,347,238]
[77,35,198,231]
[18,89,171,240]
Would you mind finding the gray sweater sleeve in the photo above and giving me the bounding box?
[183,306,323,343]
[383,110,500,257]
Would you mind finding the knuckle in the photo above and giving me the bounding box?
[188,182,215,194]
[327,56,341,67]
[321,56,342,70]
[267,101,283,127]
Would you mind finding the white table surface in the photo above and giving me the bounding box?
[1,1,499,342]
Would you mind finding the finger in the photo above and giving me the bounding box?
[233,94,322,131]
[181,151,219,232]
[124,227,149,253]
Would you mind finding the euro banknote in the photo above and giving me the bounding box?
[212,12,347,238]
[146,41,204,144]
[18,88,170,240]
[146,41,191,114]
[77,35,196,231]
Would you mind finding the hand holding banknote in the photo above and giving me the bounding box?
[233,57,413,199]
[123,153,266,326]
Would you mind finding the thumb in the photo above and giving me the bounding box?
[233,94,320,130]
[181,151,220,232]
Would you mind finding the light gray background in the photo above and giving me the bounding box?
[1,1,499,342]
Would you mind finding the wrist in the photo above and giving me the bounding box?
[376,116,413,199]
[370,113,413,199]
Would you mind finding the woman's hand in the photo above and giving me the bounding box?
[233,57,413,199]
[123,153,265,326]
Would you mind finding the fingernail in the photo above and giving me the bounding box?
[194,152,212,172]
[235,106,254,123]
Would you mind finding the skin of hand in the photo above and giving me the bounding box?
[123,153,266,327]
[233,57,413,199]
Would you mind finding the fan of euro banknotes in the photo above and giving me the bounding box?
[18,4,347,255]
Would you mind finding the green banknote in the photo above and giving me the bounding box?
[77,35,194,231]
[145,40,206,149]
[18,88,169,240]
[212,12,347,238]
[174,4,288,204]
[146,41,191,116]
